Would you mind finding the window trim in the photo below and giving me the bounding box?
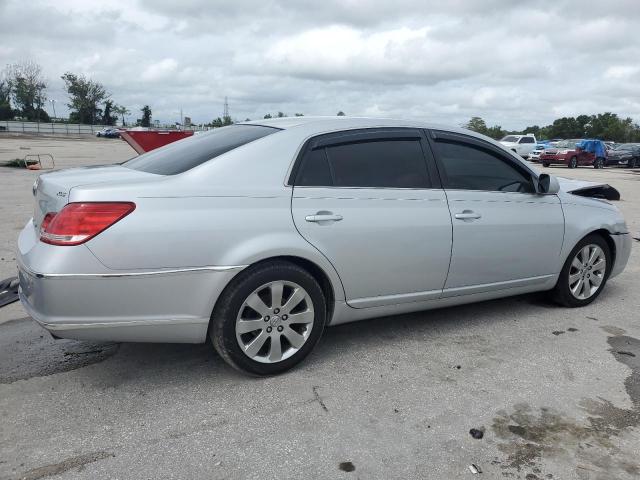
[289,128,441,190]
[426,130,538,194]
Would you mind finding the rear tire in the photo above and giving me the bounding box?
[210,260,327,376]
[568,156,578,168]
[594,157,604,169]
[542,162,550,167]
[551,234,611,308]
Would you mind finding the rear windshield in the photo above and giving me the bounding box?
[122,124,279,175]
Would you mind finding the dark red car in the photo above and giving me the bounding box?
[537,139,607,169]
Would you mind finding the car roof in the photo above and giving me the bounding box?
[240,115,483,138]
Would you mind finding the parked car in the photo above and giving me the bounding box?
[499,134,537,158]
[528,141,555,162]
[17,118,631,375]
[537,139,608,168]
[96,128,120,138]
[607,143,640,168]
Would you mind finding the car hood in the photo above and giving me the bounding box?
[556,177,620,201]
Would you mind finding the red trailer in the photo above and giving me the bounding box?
[120,129,194,154]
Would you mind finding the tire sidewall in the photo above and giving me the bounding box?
[211,262,327,376]
[555,235,612,307]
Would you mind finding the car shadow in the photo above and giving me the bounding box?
[1,284,622,386]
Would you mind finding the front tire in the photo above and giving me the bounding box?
[594,157,604,169]
[210,260,327,376]
[551,234,611,307]
[542,162,550,167]
[568,156,578,168]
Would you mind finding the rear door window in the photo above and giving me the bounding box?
[295,137,431,188]
[123,125,279,175]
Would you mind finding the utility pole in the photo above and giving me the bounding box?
[49,99,57,120]
[223,96,229,119]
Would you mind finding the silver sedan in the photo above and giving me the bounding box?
[17,117,631,375]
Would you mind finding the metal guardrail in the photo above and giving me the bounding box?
[0,120,211,135]
[0,120,109,135]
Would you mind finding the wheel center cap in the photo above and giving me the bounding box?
[270,315,281,327]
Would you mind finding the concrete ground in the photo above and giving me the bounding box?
[0,135,638,480]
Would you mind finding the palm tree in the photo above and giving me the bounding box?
[114,105,130,127]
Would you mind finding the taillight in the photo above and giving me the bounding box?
[40,212,56,233]
[40,202,135,246]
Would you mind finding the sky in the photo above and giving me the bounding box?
[1,0,639,129]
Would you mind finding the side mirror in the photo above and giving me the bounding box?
[537,173,560,194]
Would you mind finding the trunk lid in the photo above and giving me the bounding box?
[32,165,156,228]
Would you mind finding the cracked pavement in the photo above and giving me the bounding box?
[1,136,639,479]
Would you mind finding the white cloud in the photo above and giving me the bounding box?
[141,58,179,82]
[1,0,639,128]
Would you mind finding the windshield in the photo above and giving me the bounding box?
[615,144,633,150]
[123,125,280,175]
[501,136,519,143]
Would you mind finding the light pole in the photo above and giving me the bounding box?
[49,99,57,120]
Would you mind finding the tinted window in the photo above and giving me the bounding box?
[519,137,535,143]
[433,140,535,193]
[123,125,278,175]
[296,148,333,186]
[296,138,430,188]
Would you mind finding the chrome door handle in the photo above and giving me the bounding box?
[305,213,343,223]
[454,210,481,220]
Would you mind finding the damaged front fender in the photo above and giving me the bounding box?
[556,177,621,201]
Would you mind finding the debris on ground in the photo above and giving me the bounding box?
[0,276,19,308]
[469,464,482,474]
[339,461,355,472]
[469,428,485,439]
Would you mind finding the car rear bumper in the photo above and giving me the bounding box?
[17,219,245,343]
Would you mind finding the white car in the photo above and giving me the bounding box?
[500,134,537,158]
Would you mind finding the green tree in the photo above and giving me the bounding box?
[263,113,272,119]
[61,72,108,124]
[464,116,488,133]
[7,61,48,121]
[294,113,304,117]
[337,111,345,116]
[277,111,285,118]
[0,74,13,120]
[140,105,152,127]
[463,116,505,139]
[102,100,117,125]
[113,105,130,126]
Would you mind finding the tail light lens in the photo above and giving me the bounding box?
[40,202,135,246]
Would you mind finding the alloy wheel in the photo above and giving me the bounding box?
[235,281,315,363]
[568,244,606,300]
